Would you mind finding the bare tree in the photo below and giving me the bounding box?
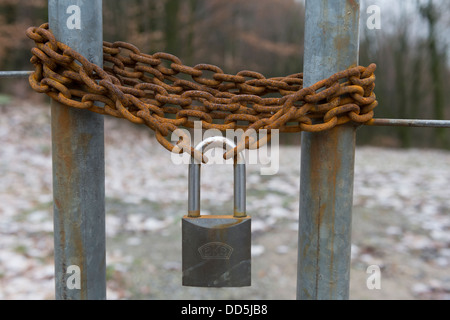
[420,0,447,148]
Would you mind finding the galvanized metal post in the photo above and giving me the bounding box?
[297,0,360,300]
[49,0,106,300]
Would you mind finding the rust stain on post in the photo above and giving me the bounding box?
[347,0,359,11]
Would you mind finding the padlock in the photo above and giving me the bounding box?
[182,136,251,287]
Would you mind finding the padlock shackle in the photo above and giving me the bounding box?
[188,137,246,218]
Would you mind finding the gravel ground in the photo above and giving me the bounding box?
[0,100,449,300]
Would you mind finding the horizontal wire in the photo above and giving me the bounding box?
[0,71,33,78]
[366,118,450,129]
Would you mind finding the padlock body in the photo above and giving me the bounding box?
[182,215,251,287]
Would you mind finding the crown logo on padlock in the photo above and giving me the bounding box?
[198,242,233,260]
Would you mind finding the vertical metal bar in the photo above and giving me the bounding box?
[297,0,360,300]
[49,0,105,300]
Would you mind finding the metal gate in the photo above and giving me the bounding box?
[0,0,448,300]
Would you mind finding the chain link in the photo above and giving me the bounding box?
[26,23,377,162]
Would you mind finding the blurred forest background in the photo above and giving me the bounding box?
[0,0,449,149]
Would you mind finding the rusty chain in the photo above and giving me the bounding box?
[26,23,377,162]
